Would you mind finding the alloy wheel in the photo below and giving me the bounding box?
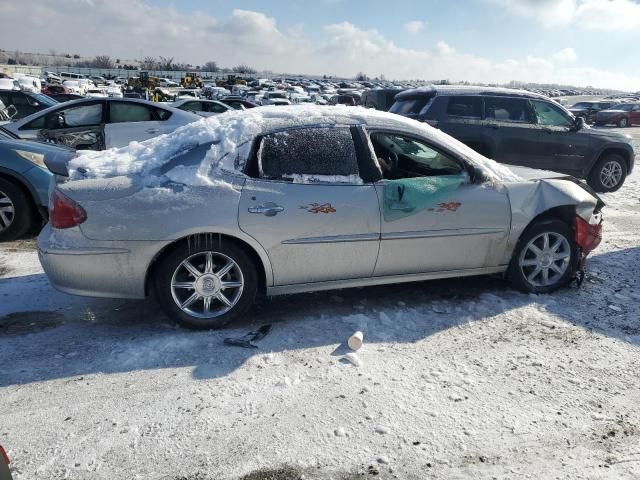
[600,161,623,189]
[170,251,244,319]
[519,232,571,287]
[0,191,15,232]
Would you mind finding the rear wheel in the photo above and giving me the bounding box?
[0,178,34,242]
[508,219,577,294]
[154,240,257,329]
[617,117,629,128]
[588,154,627,193]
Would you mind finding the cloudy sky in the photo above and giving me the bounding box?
[1,0,639,90]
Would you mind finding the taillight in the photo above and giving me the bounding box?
[50,189,87,229]
[575,216,602,255]
[0,445,9,465]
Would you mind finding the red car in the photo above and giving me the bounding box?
[0,445,12,480]
[594,103,640,127]
[41,84,69,96]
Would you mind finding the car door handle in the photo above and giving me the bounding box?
[145,128,160,134]
[248,203,284,216]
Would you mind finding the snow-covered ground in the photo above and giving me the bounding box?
[1,128,639,479]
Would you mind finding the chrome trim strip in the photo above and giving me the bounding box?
[281,233,380,245]
[267,266,507,296]
[38,246,130,256]
[381,228,504,241]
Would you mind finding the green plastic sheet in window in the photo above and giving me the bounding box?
[383,174,467,222]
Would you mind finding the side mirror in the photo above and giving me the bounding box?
[574,116,585,130]
[470,165,489,184]
[57,114,65,128]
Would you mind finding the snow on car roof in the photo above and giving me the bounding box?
[69,105,519,184]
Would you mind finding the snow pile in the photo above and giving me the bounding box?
[68,105,519,186]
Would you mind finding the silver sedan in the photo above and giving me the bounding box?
[38,107,604,329]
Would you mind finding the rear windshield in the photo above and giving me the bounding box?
[389,96,431,115]
[31,93,58,107]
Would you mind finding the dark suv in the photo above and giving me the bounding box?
[569,101,619,123]
[390,86,635,192]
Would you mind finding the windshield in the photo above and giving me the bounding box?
[31,93,58,107]
[389,96,430,114]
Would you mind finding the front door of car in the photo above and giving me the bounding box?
[631,105,640,125]
[104,101,170,148]
[528,99,590,176]
[483,96,541,167]
[367,130,511,276]
[24,100,106,150]
[238,126,381,286]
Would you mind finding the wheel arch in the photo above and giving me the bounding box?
[0,170,44,220]
[144,232,271,297]
[592,147,632,174]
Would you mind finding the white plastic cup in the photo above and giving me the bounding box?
[348,331,364,351]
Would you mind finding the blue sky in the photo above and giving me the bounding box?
[1,0,639,89]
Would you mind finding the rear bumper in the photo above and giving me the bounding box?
[37,224,159,299]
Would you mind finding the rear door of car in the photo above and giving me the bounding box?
[238,126,381,286]
[104,101,173,148]
[482,96,541,166]
[437,95,487,155]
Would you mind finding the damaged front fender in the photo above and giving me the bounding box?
[501,177,603,265]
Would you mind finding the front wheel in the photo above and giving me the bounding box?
[0,178,34,242]
[154,240,258,329]
[588,154,627,193]
[508,219,577,294]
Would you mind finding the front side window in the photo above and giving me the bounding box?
[109,102,153,123]
[370,132,464,179]
[446,96,482,118]
[207,102,229,113]
[484,97,530,123]
[257,127,359,181]
[530,100,573,127]
[24,103,103,130]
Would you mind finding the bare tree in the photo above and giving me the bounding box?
[233,64,257,74]
[355,72,369,81]
[94,55,114,69]
[139,56,159,70]
[158,56,174,70]
[203,61,218,72]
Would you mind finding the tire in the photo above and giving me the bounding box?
[588,154,627,193]
[617,117,629,128]
[508,219,577,294]
[0,177,34,242]
[153,239,258,329]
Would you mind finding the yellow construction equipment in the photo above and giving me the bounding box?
[181,72,203,88]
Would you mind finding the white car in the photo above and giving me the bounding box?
[86,88,108,98]
[261,91,291,106]
[172,99,232,117]
[159,78,179,88]
[14,75,42,93]
[62,80,83,95]
[175,89,201,99]
[0,78,19,91]
[2,98,201,150]
[106,85,123,98]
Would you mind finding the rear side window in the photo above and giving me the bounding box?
[484,97,530,123]
[258,127,359,181]
[446,96,482,118]
[206,102,229,113]
[389,96,430,115]
[110,102,153,123]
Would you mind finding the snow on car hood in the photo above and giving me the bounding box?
[68,105,520,185]
[503,165,570,181]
